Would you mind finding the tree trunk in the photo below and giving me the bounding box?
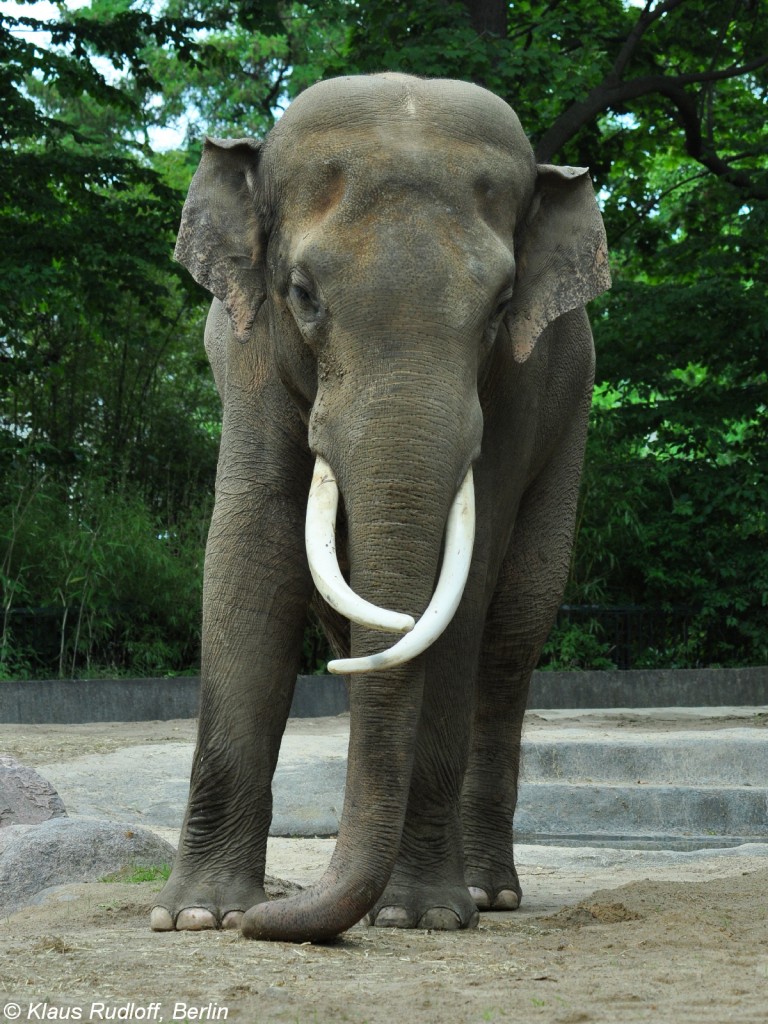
[463,0,507,38]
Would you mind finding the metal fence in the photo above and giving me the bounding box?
[5,603,702,676]
[553,604,695,670]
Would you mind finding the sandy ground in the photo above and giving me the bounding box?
[1,716,767,1023]
[4,707,768,768]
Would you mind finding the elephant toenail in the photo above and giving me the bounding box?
[492,890,520,910]
[373,906,412,928]
[468,886,491,910]
[417,908,461,930]
[150,906,174,931]
[176,907,217,930]
[222,911,243,930]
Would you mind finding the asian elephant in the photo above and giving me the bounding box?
[151,73,610,943]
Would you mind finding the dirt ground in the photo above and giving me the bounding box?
[2,717,767,1024]
[4,707,768,768]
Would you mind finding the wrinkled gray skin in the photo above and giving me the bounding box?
[153,73,610,943]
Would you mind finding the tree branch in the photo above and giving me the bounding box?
[534,23,768,200]
[609,169,709,246]
[260,62,288,118]
[673,55,768,86]
[611,0,688,81]
[663,81,768,198]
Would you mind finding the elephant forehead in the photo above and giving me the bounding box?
[270,73,531,155]
[262,75,534,229]
[281,192,516,331]
[271,129,528,239]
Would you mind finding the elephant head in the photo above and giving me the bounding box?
[173,73,609,940]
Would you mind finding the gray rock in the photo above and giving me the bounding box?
[0,817,176,916]
[0,823,36,855]
[0,754,67,827]
[27,882,96,908]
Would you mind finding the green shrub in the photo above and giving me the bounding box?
[1,471,210,678]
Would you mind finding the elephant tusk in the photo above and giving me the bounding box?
[327,467,475,675]
[305,456,416,634]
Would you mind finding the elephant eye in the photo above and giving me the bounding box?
[288,274,322,323]
[290,282,313,308]
[492,294,512,324]
[483,292,513,352]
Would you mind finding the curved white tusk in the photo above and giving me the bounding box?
[305,456,415,634]
[327,467,475,675]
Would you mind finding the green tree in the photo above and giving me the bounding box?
[1,0,218,493]
[1,1,219,676]
[140,0,348,141]
[323,0,768,666]
[3,0,766,673]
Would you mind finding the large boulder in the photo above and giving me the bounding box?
[0,754,67,826]
[0,817,176,916]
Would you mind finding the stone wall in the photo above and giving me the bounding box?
[0,667,765,723]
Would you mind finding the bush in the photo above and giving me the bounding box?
[1,471,210,678]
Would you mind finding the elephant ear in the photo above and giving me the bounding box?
[506,164,611,363]
[174,137,265,343]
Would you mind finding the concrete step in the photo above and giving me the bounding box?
[515,782,768,846]
[31,707,768,849]
[515,710,768,846]
[521,729,768,786]
[277,709,768,845]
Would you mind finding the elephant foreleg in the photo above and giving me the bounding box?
[461,427,589,912]
[152,484,312,931]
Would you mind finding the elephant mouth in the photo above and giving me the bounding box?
[304,455,476,674]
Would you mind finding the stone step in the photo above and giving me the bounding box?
[521,729,768,786]
[31,707,768,847]
[514,781,768,845]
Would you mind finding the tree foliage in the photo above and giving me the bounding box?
[331,0,768,667]
[1,0,766,675]
[1,0,219,676]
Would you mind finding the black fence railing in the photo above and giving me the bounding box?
[4,603,700,676]
[552,604,696,670]
[3,606,64,668]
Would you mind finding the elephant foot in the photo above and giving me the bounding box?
[468,885,520,911]
[465,867,523,913]
[150,906,244,931]
[365,881,479,931]
[151,872,268,932]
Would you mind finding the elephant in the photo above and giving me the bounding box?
[151,72,610,943]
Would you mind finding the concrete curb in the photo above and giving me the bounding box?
[531,666,767,707]
[515,783,768,845]
[1,667,766,723]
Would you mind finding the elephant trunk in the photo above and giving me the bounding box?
[306,456,475,673]
[241,658,424,942]
[241,393,477,942]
